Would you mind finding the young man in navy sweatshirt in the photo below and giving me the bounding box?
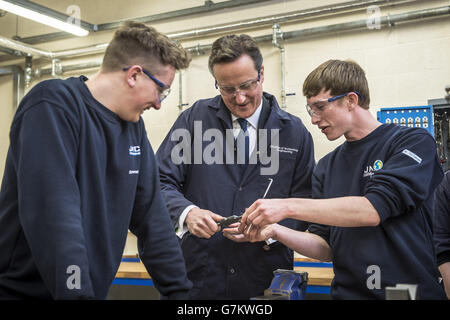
[239,59,446,299]
[0,22,192,299]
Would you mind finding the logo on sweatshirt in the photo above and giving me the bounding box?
[373,160,383,171]
[363,159,383,178]
[129,146,141,156]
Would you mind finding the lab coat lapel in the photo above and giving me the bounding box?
[214,97,233,130]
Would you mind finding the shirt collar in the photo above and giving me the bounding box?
[230,100,263,129]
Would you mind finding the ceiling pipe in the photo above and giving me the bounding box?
[18,0,273,45]
[33,5,450,78]
[96,0,273,32]
[4,1,445,112]
[245,5,450,44]
[34,4,450,82]
[38,60,102,76]
[180,6,450,53]
[168,0,417,40]
[51,43,109,59]
[59,1,412,60]
[0,35,54,58]
[0,46,21,56]
[0,0,419,61]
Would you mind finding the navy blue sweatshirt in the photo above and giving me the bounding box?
[309,124,445,299]
[434,170,450,266]
[0,76,191,299]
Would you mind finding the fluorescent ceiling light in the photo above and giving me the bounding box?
[0,0,89,36]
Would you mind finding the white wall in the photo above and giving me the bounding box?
[1,0,449,255]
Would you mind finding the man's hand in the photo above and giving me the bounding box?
[224,222,277,243]
[185,208,223,239]
[222,222,249,243]
[238,199,289,234]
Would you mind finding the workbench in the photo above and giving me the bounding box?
[111,256,334,299]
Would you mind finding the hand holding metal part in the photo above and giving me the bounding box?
[221,179,276,245]
[186,207,223,239]
[218,178,273,229]
[217,214,243,228]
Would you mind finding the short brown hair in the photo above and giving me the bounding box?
[102,21,191,72]
[208,34,262,74]
[303,59,370,109]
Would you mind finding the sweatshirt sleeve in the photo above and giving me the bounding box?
[364,130,444,223]
[129,133,192,299]
[289,124,315,231]
[307,163,331,246]
[434,171,450,266]
[289,125,315,199]
[11,102,95,299]
[155,110,195,227]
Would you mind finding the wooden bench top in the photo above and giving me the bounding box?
[116,257,334,287]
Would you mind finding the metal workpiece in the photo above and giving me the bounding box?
[217,214,243,228]
[218,179,273,228]
[217,178,273,229]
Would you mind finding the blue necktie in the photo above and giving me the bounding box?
[237,118,249,166]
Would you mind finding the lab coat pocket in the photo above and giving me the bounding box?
[259,153,296,198]
[180,233,209,291]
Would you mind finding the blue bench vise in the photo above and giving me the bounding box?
[252,269,309,300]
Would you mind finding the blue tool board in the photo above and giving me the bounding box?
[376,105,434,136]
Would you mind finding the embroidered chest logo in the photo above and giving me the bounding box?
[129,146,141,156]
[363,159,383,178]
[129,145,140,175]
